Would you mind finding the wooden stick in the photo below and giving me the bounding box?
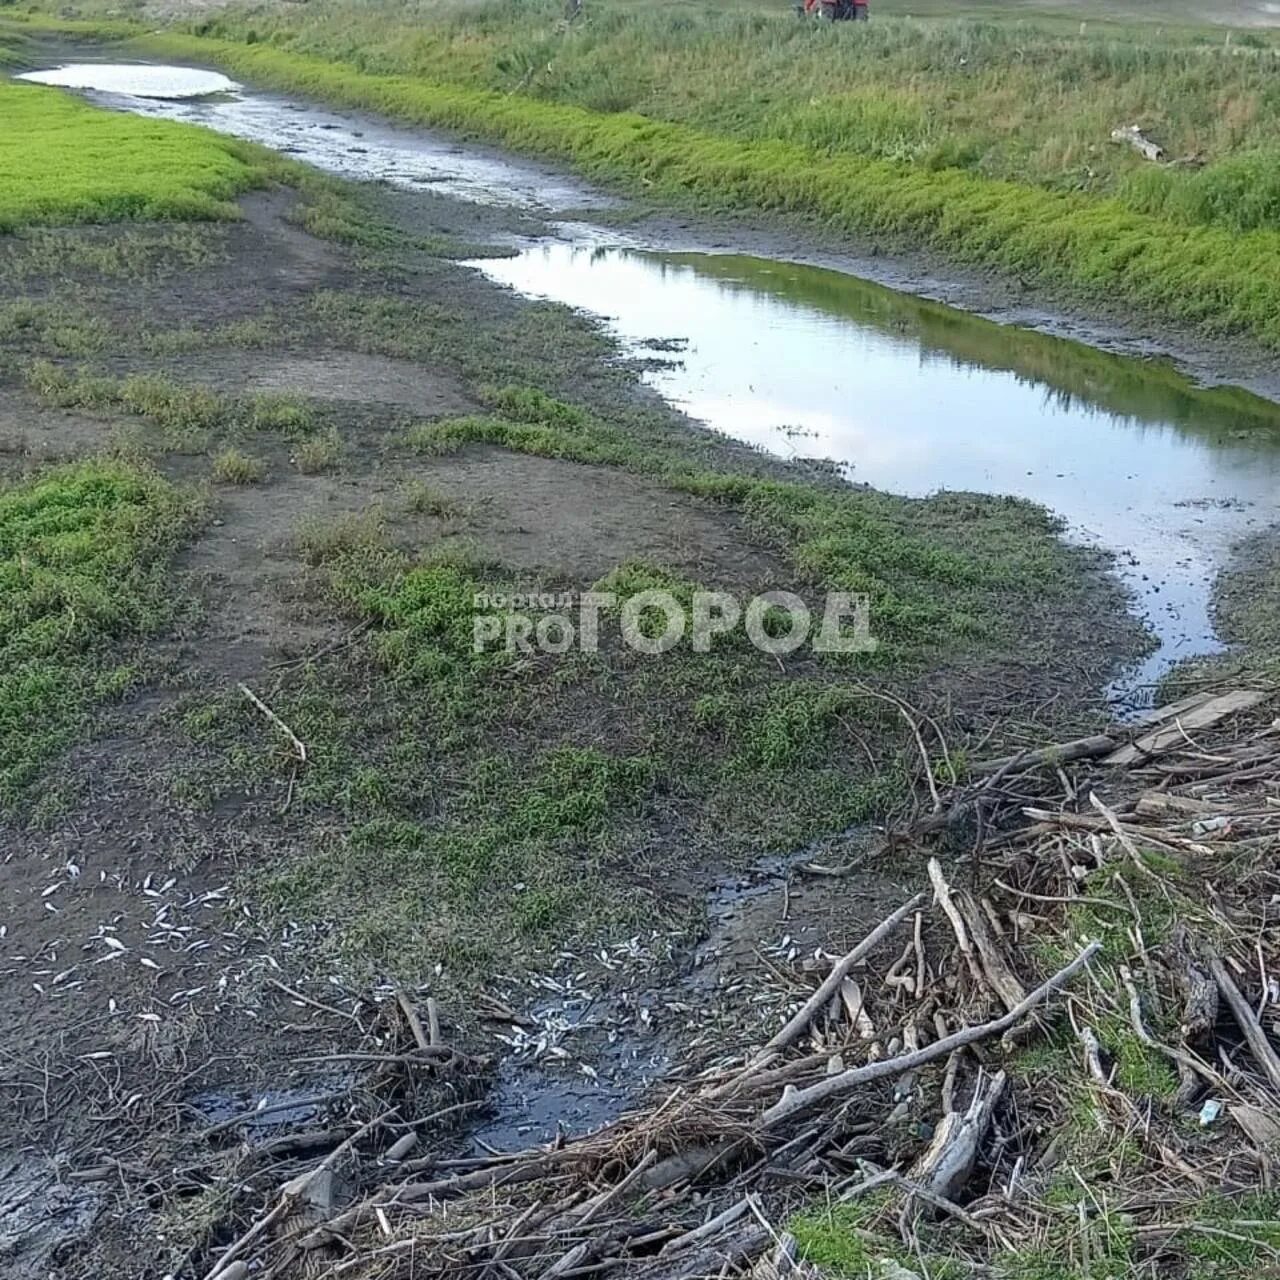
[396,990,430,1053]
[201,1090,349,1140]
[266,977,358,1023]
[1207,950,1280,1095]
[1088,792,1157,874]
[928,860,982,985]
[660,1198,749,1255]
[749,893,925,1067]
[758,942,1100,1130]
[577,1149,658,1226]
[239,682,307,763]
[972,735,1115,777]
[1117,965,1232,1097]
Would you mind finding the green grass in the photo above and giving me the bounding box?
[173,520,907,973]
[15,0,1280,344]
[0,459,194,810]
[211,446,266,484]
[0,77,268,232]
[22,362,322,453]
[292,427,343,473]
[126,0,1280,220]
[157,383,1119,977]
[0,224,225,284]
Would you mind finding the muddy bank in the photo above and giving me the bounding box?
[0,132,1152,1277]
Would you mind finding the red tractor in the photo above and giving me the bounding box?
[799,0,868,18]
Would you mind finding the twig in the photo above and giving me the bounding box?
[201,1090,350,1141]
[204,1109,396,1279]
[1117,965,1232,1097]
[397,990,430,1053]
[660,1199,749,1255]
[928,859,982,985]
[266,977,360,1024]
[269,620,372,671]
[879,1167,991,1234]
[239,682,307,763]
[1089,791,1155,876]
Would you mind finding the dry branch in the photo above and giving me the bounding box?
[239,682,308,763]
[750,893,925,1064]
[758,942,1100,1129]
[1207,950,1280,1095]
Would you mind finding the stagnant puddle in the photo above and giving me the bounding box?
[15,60,1280,696]
[475,245,1280,694]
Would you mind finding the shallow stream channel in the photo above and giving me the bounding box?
[18,58,1280,701]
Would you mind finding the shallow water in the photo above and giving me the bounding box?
[16,60,1280,693]
[16,61,606,211]
[18,63,238,100]
[474,244,1280,692]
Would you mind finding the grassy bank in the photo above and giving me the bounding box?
[12,1,1280,343]
[0,74,271,230]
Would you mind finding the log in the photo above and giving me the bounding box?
[1111,124,1165,161]
[910,1070,1007,1202]
[959,889,1027,1015]
[1134,791,1217,819]
[971,735,1115,777]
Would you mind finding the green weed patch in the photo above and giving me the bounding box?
[23,361,319,451]
[0,459,194,809]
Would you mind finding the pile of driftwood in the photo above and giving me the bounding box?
[199,686,1280,1280]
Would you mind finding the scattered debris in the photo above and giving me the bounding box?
[1111,124,1165,162]
[21,686,1280,1279]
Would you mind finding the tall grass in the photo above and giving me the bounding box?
[110,30,1280,347]
[172,0,1280,230]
